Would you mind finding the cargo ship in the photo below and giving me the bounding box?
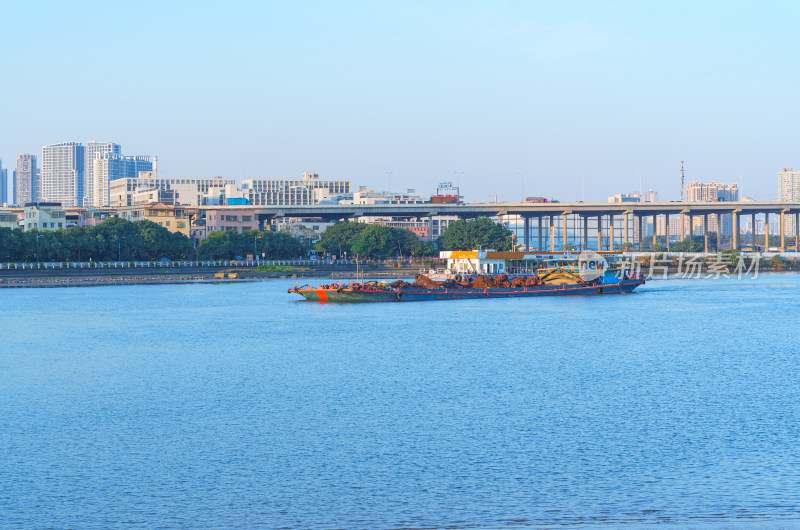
[290,272,644,302]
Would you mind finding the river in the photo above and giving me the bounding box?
[1,275,799,528]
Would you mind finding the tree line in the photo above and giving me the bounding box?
[314,217,512,258]
[197,229,307,259]
[0,218,193,262]
[0,216,515,262]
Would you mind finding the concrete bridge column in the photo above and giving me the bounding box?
[597,215,602,251]
[764,213,770,251]
[680,213,685,242]
[703,214,709,253]
[427,216,433,242]
[665,214,670,251]
[780,211,786,251]
[623,212,629,249]
[582,216,588,251]
[652,214,657,249]
[549,215,555,251]
[609,215,615,251]
[537,217,543,251]
[637,215,643,250]
[688,214,693,242]
[523,216,530,251]
[752,213,756,250]
[716,213,722,250]
[796,213,800,252]
[562,213,568,250]
[732,211,739,250]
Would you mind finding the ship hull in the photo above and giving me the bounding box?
[294,278,644,302]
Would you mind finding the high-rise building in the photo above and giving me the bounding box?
[84,142,121,206]
[0,162,7,204]
[92,154,153,207]
[41,142,85,207]
[16,154,38,205]
[685,181,739,236]
[686,181,739,202]
[779,168,800,201]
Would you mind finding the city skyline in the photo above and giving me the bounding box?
[2,2,799,202]
[1,138,794,205]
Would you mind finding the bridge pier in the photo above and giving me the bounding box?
[597,215,602,251]
[665,214,670,251]
[732,211,739,250]
[780,211,786,251]
[680,213,685,242]
[562,213,568,250]
[652,214,657,249]
[752,213,756,250]
[765,213,770,251]
[523,217,530,250]
[796,213,800,252]
[582,216,588,251]
[549,215,555,251]
[623,212,629,249]
[716,213,722,250]
[637,215,643,250]
[703,214,709,253]
[609,214,615,251]
[537,216,543,251]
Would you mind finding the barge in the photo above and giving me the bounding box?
[290,273,645,302]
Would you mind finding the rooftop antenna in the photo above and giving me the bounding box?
[680,160,685,202]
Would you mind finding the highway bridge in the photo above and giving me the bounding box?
[199,201,800,252]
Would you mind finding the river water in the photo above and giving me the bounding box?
[1,275,799,528]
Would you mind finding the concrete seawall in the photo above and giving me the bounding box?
[0,264,424,287]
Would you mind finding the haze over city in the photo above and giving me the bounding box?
[2,1,798,201]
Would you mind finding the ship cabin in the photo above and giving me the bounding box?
[439,250,508,275]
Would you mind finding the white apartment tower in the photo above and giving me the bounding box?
[84,142,121,206]
[779,168,800,201]
[92,154,153,207]
[41,142,85,207]
[16,154,38,205]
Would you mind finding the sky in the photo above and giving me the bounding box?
[1,0,798,202]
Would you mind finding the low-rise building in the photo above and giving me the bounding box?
[0,211,20,229]
[241,172,351,206]
[23,202,66,231]
[205,209,259,233]
[110,174,238,207]
[116,202,192,237]
[80,208,118,227]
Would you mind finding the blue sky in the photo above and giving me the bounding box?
[2,1,798,202]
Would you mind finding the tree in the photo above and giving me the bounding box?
[315,221,368,256]
[411,241,436,257]
[350,224,397,258]
[198,229,305,260]
[436,217,513,251]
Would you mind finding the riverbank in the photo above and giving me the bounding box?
[0,264,424,287]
